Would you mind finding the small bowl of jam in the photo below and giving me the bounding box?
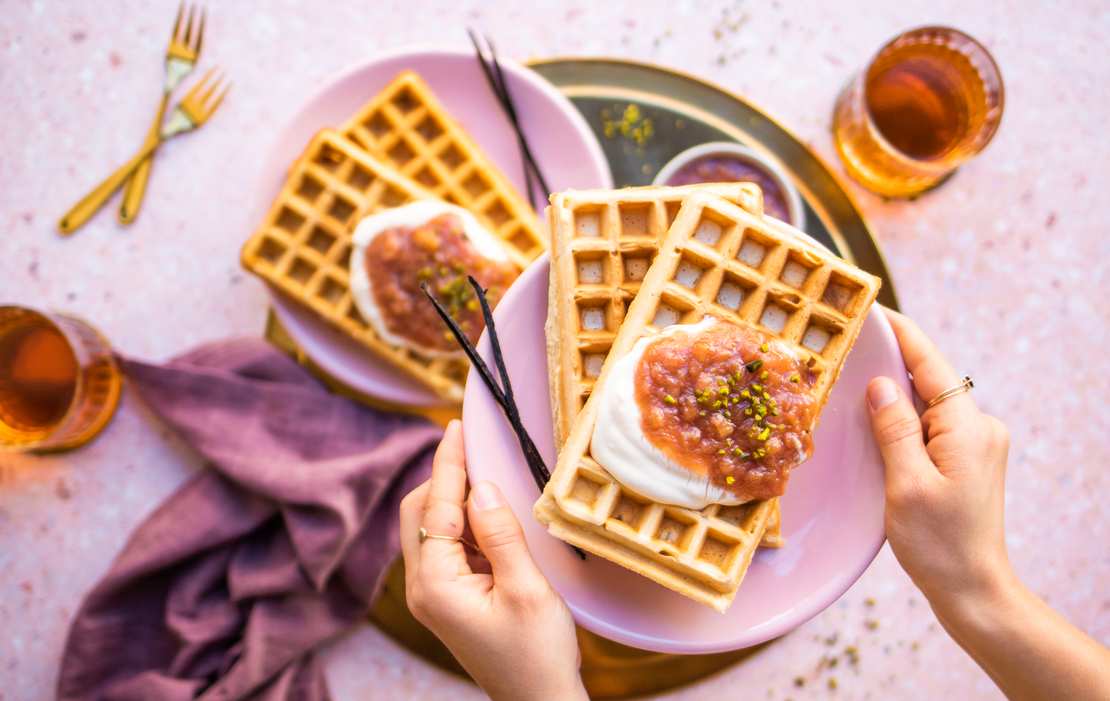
[654,142,805,229]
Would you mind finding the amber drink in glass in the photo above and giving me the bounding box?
[0,306,122,452]
[832,26,1004,197]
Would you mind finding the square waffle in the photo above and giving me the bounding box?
[542,182,783,548]
[544,183,763,444]
[240,130,531,402]
[535,192,881,611]
[341,71,544,264]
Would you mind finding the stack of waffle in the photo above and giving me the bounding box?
[241,72,544,402]
[538,185,881,611]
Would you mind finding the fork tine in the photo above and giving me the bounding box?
[186,66,218,101]
[197,69,224,103]
[171,1,185,43]
[183,4,196,48]
[205,82,230,119]
[194,8,206,56]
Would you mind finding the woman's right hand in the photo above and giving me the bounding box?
[868,309,1110,701]
[866,308,1013,608]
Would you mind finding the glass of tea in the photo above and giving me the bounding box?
[832,26,1004,197]
[0,306,122,452]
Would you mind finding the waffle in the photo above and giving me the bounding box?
[341,71,543,266]
[541,182,784,547]
[240,130,528,402]
[535,192,881,611]
[544,183,762,444]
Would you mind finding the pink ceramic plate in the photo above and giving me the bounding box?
[250,48,612,407]
[462,255,909,653]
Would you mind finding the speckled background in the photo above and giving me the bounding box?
[2,1,1108,699]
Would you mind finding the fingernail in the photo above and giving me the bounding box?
[867,377,900,411]
[471,481,504,511]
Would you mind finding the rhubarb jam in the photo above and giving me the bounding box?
[365,214,517,352]
[634,320,818,501]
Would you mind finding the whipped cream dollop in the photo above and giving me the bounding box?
[590,317,756,510]
[349,200,509,358]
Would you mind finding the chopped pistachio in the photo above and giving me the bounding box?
[725,475,736,484]
[757,427,770,441]
[760,342,769,352]
[664,394,677,405]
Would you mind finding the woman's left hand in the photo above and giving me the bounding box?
[399,420,587,701]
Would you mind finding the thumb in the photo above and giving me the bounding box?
[867,377,934,489]
[467,481,543,587]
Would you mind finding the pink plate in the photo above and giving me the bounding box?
[250,48,612,407]
[462,255,910,653]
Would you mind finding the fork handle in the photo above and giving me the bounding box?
[119,91,172,225]
[58,140,162,235]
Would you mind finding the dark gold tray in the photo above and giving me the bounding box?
[268,57,900,699]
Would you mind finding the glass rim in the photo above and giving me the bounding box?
[861,24,1005,165]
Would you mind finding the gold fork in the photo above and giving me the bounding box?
[58,68,230,235]
[118,2,205,224]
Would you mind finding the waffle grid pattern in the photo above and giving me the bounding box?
[241,130,473,401]
[591,195,879,404]
[546,184,762,442]
[550,454,773,589]
[341,71,543,268]
[536,192,880,610]
[544,184,783,551]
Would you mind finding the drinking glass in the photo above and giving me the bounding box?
[832,26,1004,197]
[0,306,122,452]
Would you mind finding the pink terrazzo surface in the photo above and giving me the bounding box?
[1,1,1107,699]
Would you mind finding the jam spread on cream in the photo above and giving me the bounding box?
[365,214,517,352]
[634,321,818,501]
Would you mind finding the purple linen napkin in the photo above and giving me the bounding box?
[56,338,442,701]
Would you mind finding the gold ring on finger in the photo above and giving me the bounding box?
[418,527,478,551]
[926,376,974,409]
